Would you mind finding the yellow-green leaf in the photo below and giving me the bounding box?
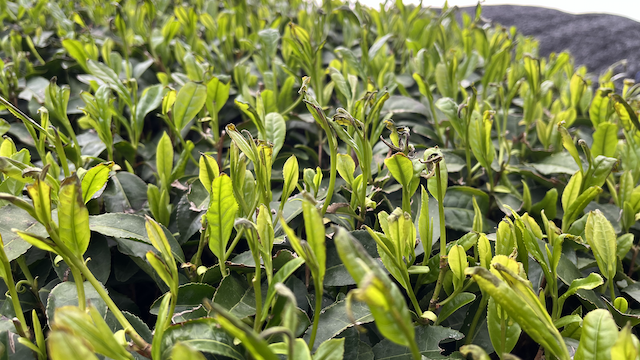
[562,171,583,212]
[81,162,114,203]
[611,324,639,360]
[48,331,98,360]
[585,210,617,280]
[198,153,219,193]
[281,155,299,205]
[591,122,618,158]
[207,175,238,264]
[558,124,583,173]
[448,245,467,290]
[385,153,413,188]
[302,199,326,281]
[173,82,207,131]
[171,343,206,360]
[58,175,90,257]
[156,132,173,189]
[336,153,355,186]
[575,309,618,360]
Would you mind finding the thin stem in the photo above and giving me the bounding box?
[76,259,150,354]
[500,311,506,357]
[321,126,337,215]
[609,279,616,302]
[281,95,303,117]
[429,162,448,311]
[252,263,263,333]
[70,266,86,311]
[3,262,29,338]
[466,295,488,344]
[224,228,246,261]
[16,257,34,285]
[307,277,323,350]
[192,223,209,268]
[53,131,70,177]
[429,261,447,312]
[404,273,423,315]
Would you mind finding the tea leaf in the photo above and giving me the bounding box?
[264,113,286,159]
[59,175,91,257]
[385,153,413,188]
[207,175,238,269]
[156,132,173,190]
[585,210,617,281]
[173,82,207,132]
[198,153,219,193]
[81,162,114,203]
[591,122,618,158]
[135,84,164,134]
[487,297,521,355]
[281,155,299,205]
[575,309,618,360]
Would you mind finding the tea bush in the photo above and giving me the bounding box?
[0,0,639,359]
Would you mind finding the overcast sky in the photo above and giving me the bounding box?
[357,0,640,22]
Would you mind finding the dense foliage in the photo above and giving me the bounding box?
[1,0,640,358]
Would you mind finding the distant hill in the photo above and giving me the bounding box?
[459,5,640,82]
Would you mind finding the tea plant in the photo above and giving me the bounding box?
[0,0,639,359]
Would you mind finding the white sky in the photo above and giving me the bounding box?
[357,0,640,22]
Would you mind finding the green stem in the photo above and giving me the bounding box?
[2,261,29,338]
[466,295,488,344]
[429,261,447,312]
[429,163,448,311]
[53,131,70,177]
[16,257,34,286]
[252,262,263,333]
[320,126,337,215]
[307,277,323,350]
[404,273,423,315]
[436,162,447,257]
[224,228,245,261]
[192,224,209,268]
[281,94,303,117]
[609,279,616,302]
[402,188,411,214]
[500,311,506,357]
[75,259,150,353]
[70,266,85,311]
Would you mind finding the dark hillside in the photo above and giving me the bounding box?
[461,5,640,80]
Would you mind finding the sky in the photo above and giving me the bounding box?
[357,0,640,22]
